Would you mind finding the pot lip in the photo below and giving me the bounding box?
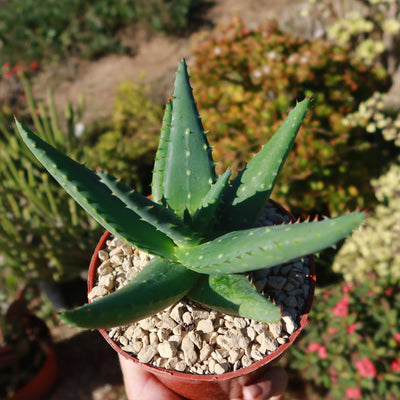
[87,201,316,381]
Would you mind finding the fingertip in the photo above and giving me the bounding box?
[243,383,265,400]
[118,354,183,400]
[242,366,288,400]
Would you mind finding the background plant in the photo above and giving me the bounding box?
[343,91,400,147]
[331,162,400,283]
[0,76,102,290]
[1,61,40,118]
[189,18,391,217]
[302,0,400,75]
[285,277,400,400]
[0,0,203,65]
[82,80,163,194]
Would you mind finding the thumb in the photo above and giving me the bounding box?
[242,366,288,400]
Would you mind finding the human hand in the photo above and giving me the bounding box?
[119,354,287,400]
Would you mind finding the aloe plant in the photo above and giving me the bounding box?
[16,59,364,329]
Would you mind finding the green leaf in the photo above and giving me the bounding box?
[176,212,365,274]
[226,98,311,229]
[97,170,201,247]
[188,273,281,323]
[192,169,232,234]
[152,100,172,204]
[59,257,199,329]
[163,59,216,217]
[16,119,176,259]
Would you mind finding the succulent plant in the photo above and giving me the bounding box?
[16,59,364,329]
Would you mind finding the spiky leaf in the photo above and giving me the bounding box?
[152,100,172,204]
[15,120,176,259]
[176,212,365,274]
[59,257,199,329]
[192,169,232,234]
[225,98,311,229]
[188,273,280,323]
[163,59,216,216]
[97,170,201,247]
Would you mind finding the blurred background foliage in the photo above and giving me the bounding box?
[0,1,399,398]
[0,0,203,65]
[188,18,395,218]
[82,80,163,194]
[0,76,102,292]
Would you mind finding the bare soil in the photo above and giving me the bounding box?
[33,0,303,127]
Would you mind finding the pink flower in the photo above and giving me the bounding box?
[346,387,362,399]
[394,332,400,344]
[2,61,10,70]
[318,345,327,359]
[342,282,353,293]
[391,358,400,373]
[307,342,320,352]
[355,357,377,378]
[307,342,327,359]
[328,327,339,334]
[347,323,357,334]
[333,295,350,317]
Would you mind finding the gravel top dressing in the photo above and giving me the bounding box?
[89,202,311,374]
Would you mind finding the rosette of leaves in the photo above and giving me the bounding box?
[16,60,364,329]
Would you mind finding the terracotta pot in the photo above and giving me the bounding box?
[11,344,57,400]
[4,315,58,400]
[87,202,316,400]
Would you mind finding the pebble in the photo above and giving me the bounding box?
[197,319,214,333]
[199,342,212,362]
[137,345,157,363]
[282,315,297,335]
[88,285,108,300]
[158,341,177,358]
[267,276,287,290]
[181,335,198,365]
[98,249,109,261]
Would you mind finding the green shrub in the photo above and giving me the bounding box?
[189,18,390,217]
[0,77,102,286]
[0,0,201,65]
[343,92,400,147]
[303,0,400,76]
[82,80,163,194]
[332,163,400,282]
[133,0,202,33]
[286,278,400,399]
